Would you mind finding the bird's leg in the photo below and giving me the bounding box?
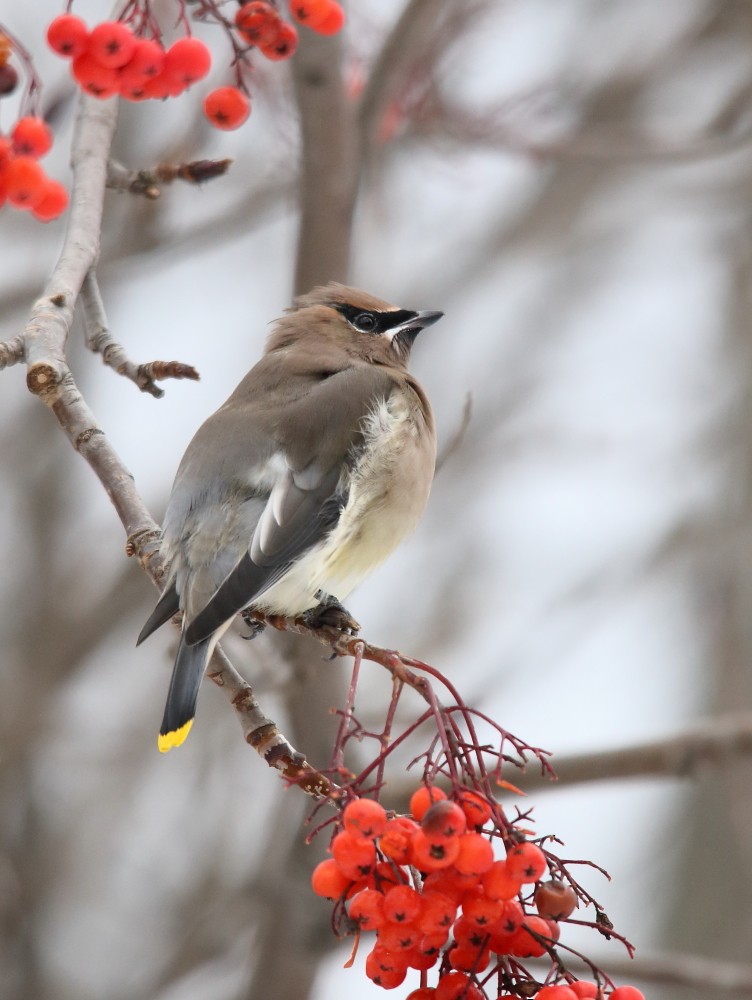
[240,608,267,640]
[302,591,361,635]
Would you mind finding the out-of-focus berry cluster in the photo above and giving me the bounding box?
[311,787,646,1000]
[46,1,346,131]
[0,34,67,222]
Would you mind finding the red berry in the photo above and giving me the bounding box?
[506,841,548,883]
[409,785,447,821]
[536,987,579,1000]
[435,971,484,1000]
[259,21,298,60]
[410,829,460,870]
[382,884,422,924]
[312,1,346,36]
[290,0,331,28]
[609,989,645,1000]
[447,943,490,973]
[32,179,68,222]
[365,946,407,988]
[0,63,18,95]
[46,14,89,58]
[331,830,376,879]
[118,39,165,87]
[348,888,385,930]
[72,52,120,98]
[343,797,388,840]
[482,859,523,901]
[406,991,437,1000]
[377,922,420,952]
[88,21,136,69]
[203,87,251,131]
[509,915,550,958]
[310,858,351,899]
[463,895,502,928]
[11,117,53,159]
[416,891,457,934]
[453,832,495,876]
[5,156,47,209]
[457,789,493,827]
[379,816,419,864]
[163,37,212,87]
[235,2,281,45]
[570,985,600,999]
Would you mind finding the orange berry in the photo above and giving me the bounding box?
[379,816,418,864]
[509,915,550,958]
[482,859,523,901]
[453,833,495,876]
[163,37,211,86]
[365,946,407,988]
[203,86,251,130]
[5,157,47,210]
[435,971,484,1000]
[610,989,645,1000]
[570,985,600,999]
[88,21,136,69]
[416,890,457,934]
[457,789,493,827]
[377,921,420,952]
[410,829,460,871]
[506,841,547,883]
[310,857,351,899]
[493,899,524,935]
[312,1,346,36]
[348,888,385,930]
[463,895,502,928]
[11,117,53,159]
[47,14,90,58]
[447,943,490,973]
[534,880,578,921]
[72,51,119,98]
[32,179,69,222]
[537,987,579,1000]
[409,785,447,821]
[343,797,388,841]
[382,884,422,924]
[331,829,376,880]
[118,39,165,87]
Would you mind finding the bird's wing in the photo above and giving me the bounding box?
[137,578,180,645]
[182,365,396,646]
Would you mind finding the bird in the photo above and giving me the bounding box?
[138,282,442,752]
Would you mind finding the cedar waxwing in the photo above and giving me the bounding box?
[138,282,442,752]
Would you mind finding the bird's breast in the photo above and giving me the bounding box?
[257,389,436,613]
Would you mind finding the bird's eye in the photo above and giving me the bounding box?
[353,312,376,333]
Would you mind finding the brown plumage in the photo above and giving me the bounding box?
[138,282,442,751]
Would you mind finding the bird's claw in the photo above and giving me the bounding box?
[303,594,360,635]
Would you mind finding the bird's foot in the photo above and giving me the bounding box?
[240,609,267,640]
[302,592,360,635]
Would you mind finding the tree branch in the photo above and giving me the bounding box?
[518,712,752,790]
[543,952,752,994]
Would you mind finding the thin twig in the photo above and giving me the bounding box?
[80,269,200,397]
[517,712,752,790]
[436,391,472,473]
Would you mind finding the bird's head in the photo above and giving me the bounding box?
[267,282,443,367]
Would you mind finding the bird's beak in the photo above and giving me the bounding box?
[389,310,444,342]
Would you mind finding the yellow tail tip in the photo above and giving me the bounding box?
[157,719,193,753]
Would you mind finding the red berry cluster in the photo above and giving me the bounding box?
[47,15,212,103]
[0,117,68,222]
[235,0,345,60]
[311,787,645,1000]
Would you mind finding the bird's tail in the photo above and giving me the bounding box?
[158,634,212,753]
